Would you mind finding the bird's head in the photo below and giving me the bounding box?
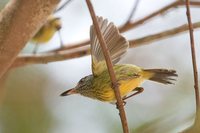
[47,16,62,30]
[60,75,92,96]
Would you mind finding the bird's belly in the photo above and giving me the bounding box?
[99,78,144,102]
[119,78,144,97]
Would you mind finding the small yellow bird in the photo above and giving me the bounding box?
[31,15,63,53]
[61,17,177,103]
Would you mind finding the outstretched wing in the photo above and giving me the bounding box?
[90,16,129,76]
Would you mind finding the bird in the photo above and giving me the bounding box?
[60,16,178,103]
[31,15,63,54]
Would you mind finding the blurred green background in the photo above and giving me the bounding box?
[0,0,200,133]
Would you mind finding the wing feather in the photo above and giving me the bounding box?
[90,16,129,76]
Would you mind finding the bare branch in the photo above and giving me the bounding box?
[119,0,200,32]
[54,0,73,13]
[48,0,200,53]
[0,0,60,79]
[12,21,200,68]
[124,0,140,24]
[85,0,129,133]
[130,21,200,47]
[12,46,90,68]
[49,40,90,52]
[185,0,200,120]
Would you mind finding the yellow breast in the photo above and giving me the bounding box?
[99,78,145,102]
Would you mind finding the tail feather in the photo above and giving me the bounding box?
[60,88,77,96]
[144,69,178,84]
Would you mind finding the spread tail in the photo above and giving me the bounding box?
[144,69,178,84]
[60,88,77,96]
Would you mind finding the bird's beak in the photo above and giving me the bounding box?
[60,88,77,96]
[53,17,62,30]
[55,24,62,31]
[55,24,62,30]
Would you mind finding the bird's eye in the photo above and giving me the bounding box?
[79,78,84,83]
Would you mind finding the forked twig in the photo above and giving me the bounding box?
[185,0,200,120]
[85,0,129,133]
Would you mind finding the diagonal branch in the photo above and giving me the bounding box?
[47,0,200,53]
[0,0,60,79]
[124,0,140,25]
[11,46,90,68]
[119,0,200,32]
[85,0,129,133]
[12,21,200,68]
[54,0,73,13]
[129,21,200,47]
[185,0,200,120]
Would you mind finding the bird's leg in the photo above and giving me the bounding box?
[33,43,39,54]
[58,30,64,48]
[116,87,142,107]
[123,87,144,101]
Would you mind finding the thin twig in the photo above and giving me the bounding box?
[48,0,140,53]
[52,0,140,52]
[124,0,140,25]
[55,0,182,51]
[185,0,200,120]
[11,46,90,68]
[85,0,129,133]
[48,0,200,52]
[54,0,73,13]
[12,21,200,68]
[119,0,200,32]
[49,40,90,52]
[130,21,200,47]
